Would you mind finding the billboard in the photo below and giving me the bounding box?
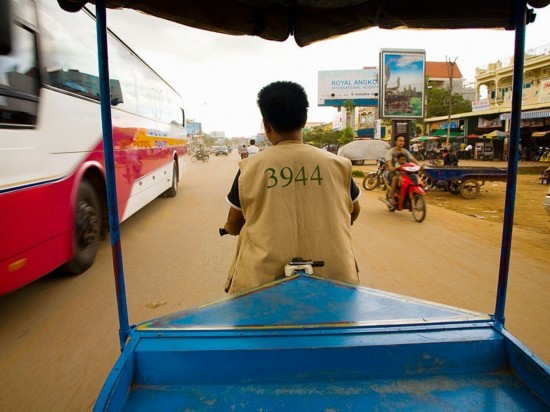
[318,69,378,107]
[186,122,202,135]
[379,49,425,119]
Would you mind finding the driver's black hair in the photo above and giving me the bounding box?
[257,81,309,132]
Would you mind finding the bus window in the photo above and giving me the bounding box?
[39,0,100,100]
[108,39,138,112]
[0,23,39,125]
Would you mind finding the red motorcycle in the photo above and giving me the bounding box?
[381,163,427,222]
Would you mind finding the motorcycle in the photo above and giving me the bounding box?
[191,151,210,163]
[362,158,387,191]
[380,163,427,222]
[421,174,461,194]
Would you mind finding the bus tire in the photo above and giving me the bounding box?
[62,180,101,275]
[164,162,178,198]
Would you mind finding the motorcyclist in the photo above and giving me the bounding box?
[196,145,207,159]
[239,144,248,159]
[386,135,421,204]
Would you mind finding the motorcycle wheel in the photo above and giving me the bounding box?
[203,155,210,162]
[446,179,461,195]
[422,176,434,191]
[191,156,198,163]
[411,193,426,223]
[362,173,379,191]
[460,179,480,199]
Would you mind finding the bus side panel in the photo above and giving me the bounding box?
[0,177,74,294]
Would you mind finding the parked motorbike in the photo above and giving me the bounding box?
[362,158,387,191]
[421,175,461,194]
[380,163,427,222]
[191,151,210,163]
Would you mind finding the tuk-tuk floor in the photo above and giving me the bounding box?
[123,370,547,411]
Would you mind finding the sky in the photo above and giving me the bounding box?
[105,6,550,138]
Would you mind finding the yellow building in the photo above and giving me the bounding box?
[424,45,550,160]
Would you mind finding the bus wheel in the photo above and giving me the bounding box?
[62,180,101,275]
[164,162,178,197]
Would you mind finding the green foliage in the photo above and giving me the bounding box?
[352,169,365,178]
[340,127,354,146]
[200,134,217,147]
[426,88,472,117]
[303,128,341,148]
[343,100,355,111]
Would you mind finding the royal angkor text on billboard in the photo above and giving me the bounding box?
[318,69,378,107]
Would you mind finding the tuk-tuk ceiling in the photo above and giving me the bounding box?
[58,0,550,47]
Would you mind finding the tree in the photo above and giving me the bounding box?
[303,128,341,148]
[200,133,217,148]
[343,100,355,131]
[426,88,471,118]
[340,127,354,146]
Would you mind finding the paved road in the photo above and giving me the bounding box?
[1,150,548,411]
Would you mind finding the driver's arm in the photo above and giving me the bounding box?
[386,154,395,171]
[351,200,361,225]
[224,207,245,235]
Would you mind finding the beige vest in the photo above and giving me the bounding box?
[226,141,359,293]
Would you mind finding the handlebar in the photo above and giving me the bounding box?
[218,232,324,268]
[289,257,324,267]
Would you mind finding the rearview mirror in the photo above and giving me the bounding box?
[0,0,12,55]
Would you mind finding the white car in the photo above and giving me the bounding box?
[337,139,390,165]
[544,187,550,216]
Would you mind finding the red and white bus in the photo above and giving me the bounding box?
[0,0,188,295]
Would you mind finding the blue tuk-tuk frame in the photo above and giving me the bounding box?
[46,0,550,408]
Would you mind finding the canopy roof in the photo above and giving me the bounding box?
[485,130,509,139]
[431,130,464,137]
[58,0,550,47]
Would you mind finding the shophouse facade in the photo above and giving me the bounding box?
[424,45,550,160]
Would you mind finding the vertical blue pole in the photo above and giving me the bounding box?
[96,0,130,350]
[494,0,526,325]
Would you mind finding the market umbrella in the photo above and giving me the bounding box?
[485,130,509,139]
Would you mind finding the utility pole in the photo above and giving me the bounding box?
[446,56,458,148]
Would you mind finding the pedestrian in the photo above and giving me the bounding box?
[460,141,466,159]
[465,143,473,160]
[222,81,361,294]
[451,140,458,153]
[246,139,260,156]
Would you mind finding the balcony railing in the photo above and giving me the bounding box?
[475,43,550,76]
